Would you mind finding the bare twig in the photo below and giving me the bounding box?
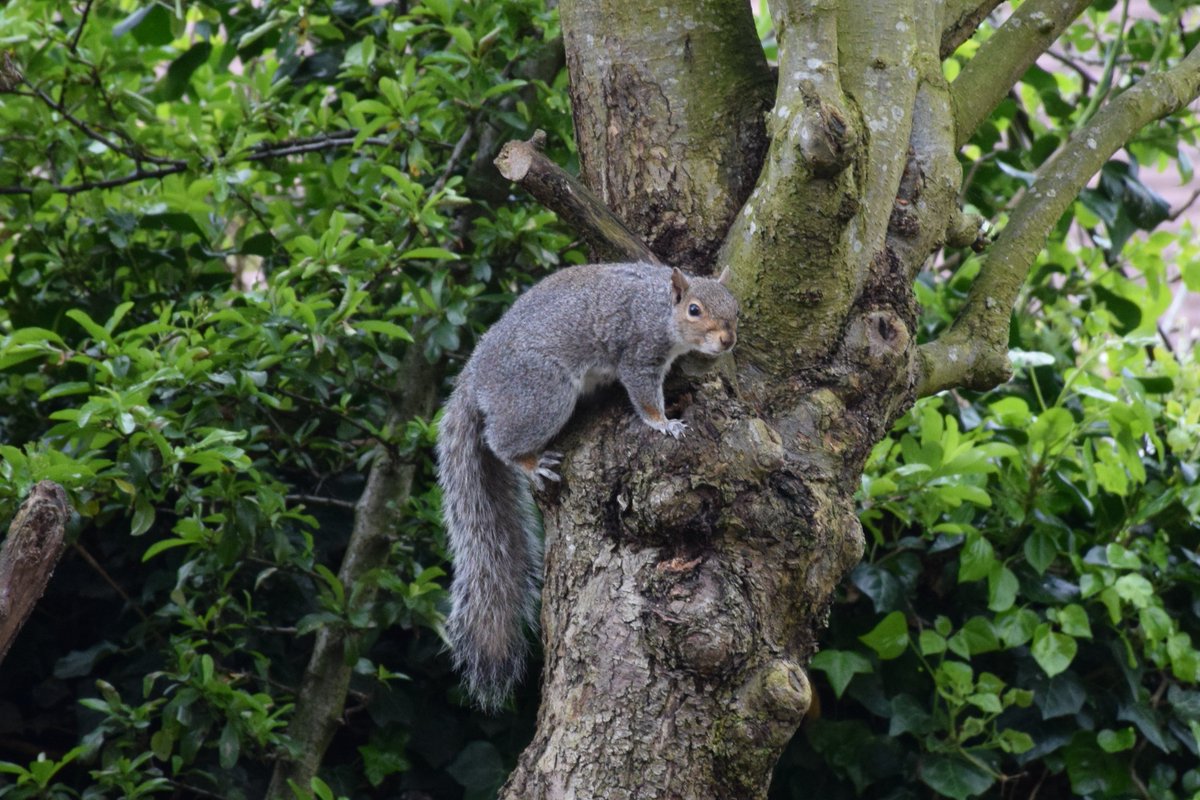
[68,0,95,53]
[285,494,358,512]
[0,133,396,196]
[265,345,439,799]
[1168,185,1200,220]
[71,542,150,623]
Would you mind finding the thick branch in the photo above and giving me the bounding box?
[716,0,862,373]
[920,44,1200,396]
[951,0,1092,147]
[266,346,438,799]
[0,481,71,666]
[495,131,662,264]
[560,0,773,267]
[885,0,962,282]
[939,0,1005,58]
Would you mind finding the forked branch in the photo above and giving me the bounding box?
[920,43,1200,396]
[951,0,1093,147]
[940,0,1005,58]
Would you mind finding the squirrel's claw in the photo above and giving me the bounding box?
[529,452,563,490]
[664,419,688,439]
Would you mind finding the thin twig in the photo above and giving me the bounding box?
[0,135,396,196]
[20,77,183,166]
[1167,185,1200,220]
[286,494,359,511]
[1043,48,1097,95]
[68,0,95,53]
[71,542,151,623]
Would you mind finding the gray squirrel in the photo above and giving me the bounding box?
[436,262,738,709]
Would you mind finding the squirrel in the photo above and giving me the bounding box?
[436,262,738,709]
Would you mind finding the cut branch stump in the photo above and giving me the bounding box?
[0,481,71,666]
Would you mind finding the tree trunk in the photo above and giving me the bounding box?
[498,0,1200,796]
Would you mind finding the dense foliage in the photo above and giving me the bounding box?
[0,1,571,797]
[0,1,1196,799]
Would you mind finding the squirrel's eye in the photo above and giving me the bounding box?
[688,303,702,317]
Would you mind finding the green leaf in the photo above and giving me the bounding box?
[954,616,1000,656]
[919,629,947,655]
[446,741,504,791]
[123,5,174,46]
[66,309,113,345]
[1114,573,1154,608]
[356,320,415,342]
[151,728,175,762]
[809,649,873,698]
[958,535,995,583]
[160,41,213,101]
[218,722,240,770]
[1105,543,1142,569]
[882,695,932,740]
[919,754,995,800]
[1056,604,1092,638]
[859,611,909,660]
[481,79,529,100]
[1097,727,1136,753]
[1023,528,1057,575]
[986,564,1018,612]
[995,608,1039,648]
[1065,736,1132,796]
[997,728,1035,754]
[142,538,192,562]
[399,246,460,261]
[1032,624,1077,677]
[130,496,155,536]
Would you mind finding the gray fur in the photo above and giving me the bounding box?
[437,263,738,709]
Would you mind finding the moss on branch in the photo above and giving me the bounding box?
[951,0,1092,148]
[920,43,1200,396]
[940,0,1005,58]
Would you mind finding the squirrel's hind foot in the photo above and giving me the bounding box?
[664,419,688,439]
[517,451,563,490]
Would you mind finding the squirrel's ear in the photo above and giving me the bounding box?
[717,266,732,285]
[670,268,689,304]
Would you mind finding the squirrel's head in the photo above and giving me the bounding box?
[670,267,738,355]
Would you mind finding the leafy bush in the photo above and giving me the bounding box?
[0,0,568,796]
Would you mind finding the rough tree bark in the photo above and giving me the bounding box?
[492,1,1200,798]
[0,481,71,666]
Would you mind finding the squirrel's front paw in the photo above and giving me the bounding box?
[664,419,688,439]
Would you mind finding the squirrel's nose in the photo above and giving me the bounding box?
[720,331,735,349]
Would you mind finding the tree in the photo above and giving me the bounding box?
[492,1,1200,798]
[0,1,1197,799]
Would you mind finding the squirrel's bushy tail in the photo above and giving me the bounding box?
[437,388,542,710]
